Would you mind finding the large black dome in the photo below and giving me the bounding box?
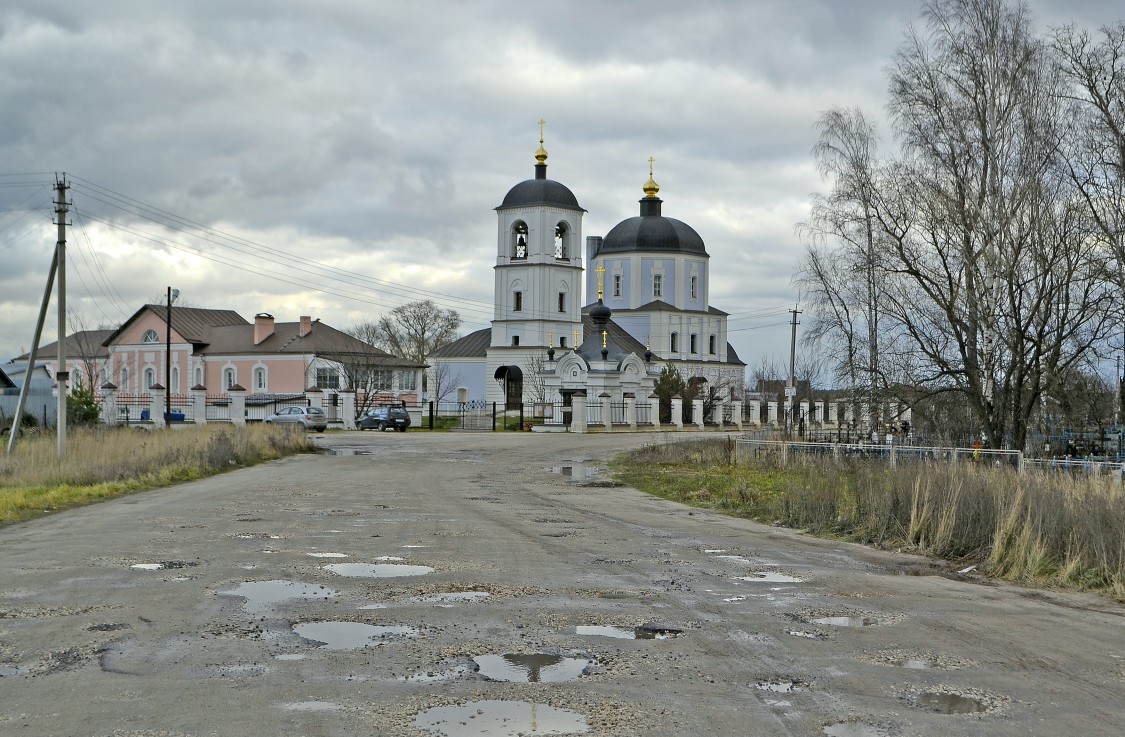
[498,177,582,210]
[599,198,707,255]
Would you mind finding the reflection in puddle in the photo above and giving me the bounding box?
[737,572,804,583]
[576,625,637,639]
[274,653,306,661]
[416,700,588,736]
[474,654,589,683]
[755,680,807,693]
[916,691,987,714]
[0,665,19,677]
[811,616,881,627]
[221,580,337,614]
[324,563,434,578]
[307,552,349,558]
[294,621,418,649]
[550,464,599,480]
[635,623,683,639]
[898,659,934,669]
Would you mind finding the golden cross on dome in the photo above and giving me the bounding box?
[596,263,606,300]
[548,331,554,347]
[535,119,549,164]
[648,156,655,176]
[539,118,546,144]
[602,330,608,349]
[573,329,579,349]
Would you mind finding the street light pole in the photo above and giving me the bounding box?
[165,286,179,423]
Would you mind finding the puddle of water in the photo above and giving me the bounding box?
[375,555,405,561]
[787,630,826,639]
[307,552,349,558]
[294,621,418,649]
[131,563,165,571]
[823,723,886,737]
[899,659,934,670]
[324,449,375,456]
[274,653,306,661]
[401,545,428,548]
[416,699,588,736]
[0,665,19,677]
[423,592,491,603]
[723,595,749,602]
[916,691,987,714]
[737,573,804,583]
[324,563,434,578]
[221,580,337,614]
[474,654,589,683]
[576,625,637,639]
[282,701,341,711]
[756,680,807,693]
[811,616,881,627]
[635,623,683,639]
[358,603,388,610]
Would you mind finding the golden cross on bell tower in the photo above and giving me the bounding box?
[573,329,579,349]
[648,156,655,176]
[539,118,546,144]
[596,263,606,301]
[535,118,549,164]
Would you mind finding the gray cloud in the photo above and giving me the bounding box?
[1,0,1122,369]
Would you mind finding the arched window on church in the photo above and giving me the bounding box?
[554,222,569,259]
[511,221,528,260]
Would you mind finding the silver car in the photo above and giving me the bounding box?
[264,406,328,431]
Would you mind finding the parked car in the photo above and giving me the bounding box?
[358,405,411,432]
[264,405,328,431]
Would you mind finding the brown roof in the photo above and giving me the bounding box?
[15,329,115,361]
[197,320,426,368]
[101,305,247,347]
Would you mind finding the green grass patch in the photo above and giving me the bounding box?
[612,438,1125,599]
[0,424,316,526]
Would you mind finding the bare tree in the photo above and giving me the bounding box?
[798,107,886,424]
[356,300,461,366]
[426,361,463,404]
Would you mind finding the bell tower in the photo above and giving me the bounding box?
[491,121,586,352]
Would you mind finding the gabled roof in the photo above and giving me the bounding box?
[432,328,490,359]
[580,314,648,357]
[197,320,426,367]
[617,300,728,317]
[14,329,115,361]
[102,305,247,347]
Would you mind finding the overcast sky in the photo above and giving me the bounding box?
[2,0,1122,374]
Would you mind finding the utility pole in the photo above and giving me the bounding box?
[787,305,801,435]
[55,176,69,456]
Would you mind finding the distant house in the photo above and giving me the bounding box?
[11,305,425,405]
[10,329,114,391]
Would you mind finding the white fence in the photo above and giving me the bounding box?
[734,438,1067,474]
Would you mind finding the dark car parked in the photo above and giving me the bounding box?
[358,405,411,432]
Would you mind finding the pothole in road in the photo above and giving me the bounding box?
[576,624,679,640]
[736,572,804,583]
[549,463,600,481]
[810,616,882,628]
[916,692,987,714]
[635,623,683,639]
[293,621,418,649]
[307,552,349,558]
[416,699,588,736]
[220,580,337,614]
[0,665,20,677]
[474,654,591,683]
[787,630,829,640]
[130,561,198,571]
[903,685,1006,715]
[863,649,973,671]
[324,563,434,578]
[755,679,809,693]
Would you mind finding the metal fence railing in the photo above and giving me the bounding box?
[609,402,627,425]
[166,393,192,423]
[245,393,307,422]
[636,402,652,425]
[205,394,232,422]
[116,393,150,422]
[736,438,1025,471]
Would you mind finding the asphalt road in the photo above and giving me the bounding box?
[0,430,1122,737]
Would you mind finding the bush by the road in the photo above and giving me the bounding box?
[613,438,1125,600]
[0,423,315,526]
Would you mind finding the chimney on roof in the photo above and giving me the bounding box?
[254,313,275,345]
[299,315,313,337]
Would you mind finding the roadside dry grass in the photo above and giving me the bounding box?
[0,424,315,526]
[612,438,1125,599]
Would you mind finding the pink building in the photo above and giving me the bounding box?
[18,305,424,406]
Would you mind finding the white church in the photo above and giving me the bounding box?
[434,130,745,422]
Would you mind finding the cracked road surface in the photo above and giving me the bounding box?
[0,431,1122,736]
